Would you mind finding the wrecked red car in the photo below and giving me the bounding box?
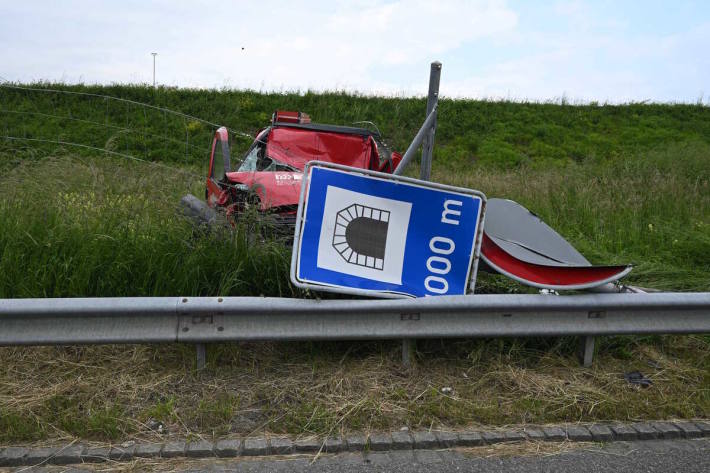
[206,111,401,225]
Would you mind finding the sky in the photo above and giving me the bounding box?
[1,0,708,103]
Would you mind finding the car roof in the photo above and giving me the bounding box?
[272,121,381,138]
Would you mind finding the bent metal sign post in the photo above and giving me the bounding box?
[290,162,486,298]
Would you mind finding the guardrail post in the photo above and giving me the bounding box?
[402,338,416,368]
[578,336,595,367]
[393,106,438,175]
[420,61,441,181]
[196,343,206,370]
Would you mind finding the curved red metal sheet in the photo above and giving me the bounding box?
[481,234,632,290]
[267,127,372,170]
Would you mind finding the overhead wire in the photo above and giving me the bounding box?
[0,109,207,153]
[0,83,261,183]
[0,82,394,196]
[1,136,201,178]
[2,83,215,127]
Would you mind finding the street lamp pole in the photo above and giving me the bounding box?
[151,52,157,88]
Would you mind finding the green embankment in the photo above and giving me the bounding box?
[3,83,710,169]
[1,83,708,296]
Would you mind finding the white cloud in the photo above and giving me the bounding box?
[443,19,710,103]
[0,0,518,92]
[0,1,707,103]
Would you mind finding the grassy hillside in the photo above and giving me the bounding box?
[2,83,710,169]
[1,83,708,296]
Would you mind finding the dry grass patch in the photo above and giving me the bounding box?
[1,336,708,444]
[457,440,598,458]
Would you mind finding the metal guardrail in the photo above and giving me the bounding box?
[1,293,708,346]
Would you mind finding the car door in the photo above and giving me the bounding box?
[206,126,231,205]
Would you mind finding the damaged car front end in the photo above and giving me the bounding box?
[206,111,402,228]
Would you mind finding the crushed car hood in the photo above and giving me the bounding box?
[225,171,302,210]
[266,126,374,170]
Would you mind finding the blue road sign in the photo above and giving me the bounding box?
[291,162,486,298]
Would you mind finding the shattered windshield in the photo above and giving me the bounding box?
[259,157,296,172]
[237,143,260,172]
[237,136,296,173]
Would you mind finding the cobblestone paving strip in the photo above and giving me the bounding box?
[50,445,85,465]
[242,438,269,456]
[324,437,345,453]
[214,439,241,457]
[630,422,659,440]
[542,426,566,441]
[25,447,60,465]
[412,431,438,449]
[2,420,708,467]
[294,437,322,453]
[390,431,413,449]
[0,447,28,467]
[81,446,110,463]
[522,427,545,441]
[268,437,293,455]
[674,421,703,438]
[610,423,638,440]
[457,431,484,446]
[694,421,710,436]
[133,442,163,458]
[481,430,507,444]
[588,424,614,442]
[650,421,682,439]
[185,440,214,458]
[565,425,593,442]
[368,433,392,451]
[504,430,526,442]
[108,444,135,461]
[345,434,367,452]
[160,441,186,458]
[435,431,459,447]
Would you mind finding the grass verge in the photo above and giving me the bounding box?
[1,336,708,444]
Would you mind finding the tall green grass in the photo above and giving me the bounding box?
[441,141,710,292]
[0,139,707,297]
[0,84,708,296]
[0,155,295,298]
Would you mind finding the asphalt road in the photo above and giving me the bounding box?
[23,438,710,472]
